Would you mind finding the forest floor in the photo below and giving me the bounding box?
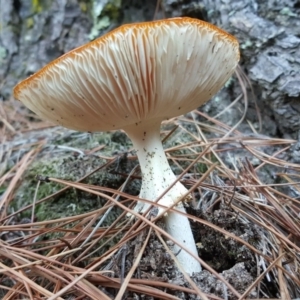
[1,73,300,299]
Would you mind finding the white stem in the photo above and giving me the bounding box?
[124,121,201,274]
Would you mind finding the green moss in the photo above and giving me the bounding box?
[7,128,136,224]
[12,156,71,219]
[26,18,35,29]
[79,0,92,13]
[32,0,43,13]
[12,150,124,222]
[31,0,52,14]
[10,129,136,223]
[89,0,122,40]
[103,0,122,20]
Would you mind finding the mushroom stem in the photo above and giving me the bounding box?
[124,121,201,274]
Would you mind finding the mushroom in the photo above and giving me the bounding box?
[13,17,240,275]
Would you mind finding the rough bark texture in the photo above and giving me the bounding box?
[0,0,158,98]
[2,0,299,140]
[163,0,300,140]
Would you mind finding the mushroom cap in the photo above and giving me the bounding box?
[14,17,240,132]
